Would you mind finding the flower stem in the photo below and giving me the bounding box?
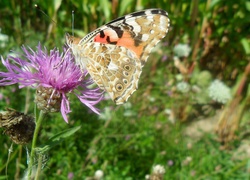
[27,110,45,180]
[35,153,43,180]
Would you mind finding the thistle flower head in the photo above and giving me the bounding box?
[0,44,103,122]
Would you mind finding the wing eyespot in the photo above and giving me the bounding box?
[124,65,132,71]
[124,58,131,63]
[123,79,128,84]
[116,83,124,91]
[123,71,129,76]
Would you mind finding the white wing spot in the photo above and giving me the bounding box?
[127,50,136,59]
[146,16,154,21]
[127,21,141,33]
[125,14,132,19]
[141,34,149,41]
[145,10,152,15]
[133,25,141,33]
[108,61,119,71]
[160,16,168,30]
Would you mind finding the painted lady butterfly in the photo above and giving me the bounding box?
[66,9,170,105]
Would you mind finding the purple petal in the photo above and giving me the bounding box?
[60,93,71,123]
[75,93,103,115]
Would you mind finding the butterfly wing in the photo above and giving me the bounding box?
[79,9,170,65]
[66,9,170,104]
[78,43,142,104]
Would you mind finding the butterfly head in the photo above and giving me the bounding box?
[65,33,81,47]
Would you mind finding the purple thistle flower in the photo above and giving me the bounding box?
[0,43,103,122]
[167,160,174,166]
[67,172,74,180]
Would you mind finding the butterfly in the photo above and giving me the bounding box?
[66,9,170,105]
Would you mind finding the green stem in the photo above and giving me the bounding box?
[27,110,45,180]
[35,154,43,180]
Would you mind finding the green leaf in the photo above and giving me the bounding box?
[119,0,134,16]
[241,38,250,55]
[246,1,250,11]
[54,0,62,12]
[99,0,111,21]
[37,126,81,153]
[210,0,220,9]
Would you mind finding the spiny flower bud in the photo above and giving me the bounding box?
[35,86,62,113]
[0,108,35,144]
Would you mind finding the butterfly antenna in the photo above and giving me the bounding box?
[54,10,75,70]
[34,4,58,25]
[72,10,74,36]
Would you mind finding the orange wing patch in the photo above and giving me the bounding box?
[93,13,169,63]
[94,29,144,58]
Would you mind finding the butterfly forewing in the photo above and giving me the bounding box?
[66,8,170,104]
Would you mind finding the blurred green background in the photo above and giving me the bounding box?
[1,0,250,179]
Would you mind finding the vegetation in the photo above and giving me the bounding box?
[0,0,250,179]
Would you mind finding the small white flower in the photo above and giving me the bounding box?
[0,30,9,48]
[0,33,8,41]
[123,102,132,109]
[153,164,166,175]
[99,107,112,120]
[182,156,193,166]
[208,79,231,104]
[186,156,192,162]
[148,96,156,102]
[94,170,104,179]
[123,102,136,117]
[176,81,190,93]
[175,73,184,81]
[173,44,191,58]
[164,109,175,124]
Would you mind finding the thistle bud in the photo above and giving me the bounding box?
[35,86,62,113]
[0,108,35,144]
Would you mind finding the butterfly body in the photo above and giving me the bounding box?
[66,9,170,105]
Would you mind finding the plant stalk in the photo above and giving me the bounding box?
[27,110,45,180]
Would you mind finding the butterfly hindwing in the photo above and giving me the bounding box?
[80,42,142,104]
[66,8,170,104]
